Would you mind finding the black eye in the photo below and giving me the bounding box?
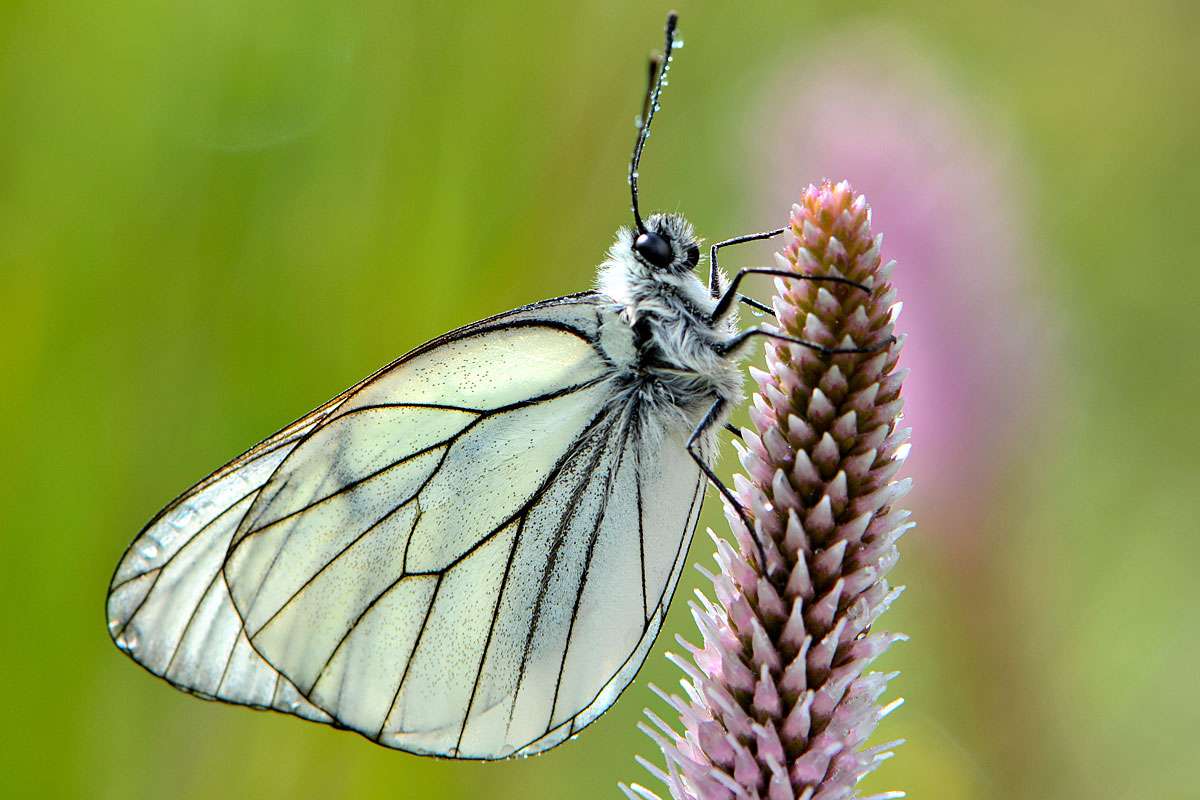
[685,244,700,267]
[633,231,674,268]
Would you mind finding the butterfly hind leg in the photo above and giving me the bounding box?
[694,332,895,578]
[686,398,773,574]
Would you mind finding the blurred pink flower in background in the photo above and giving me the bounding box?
[748,25,1053,557]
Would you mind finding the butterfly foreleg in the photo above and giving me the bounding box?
[707,227,786,298]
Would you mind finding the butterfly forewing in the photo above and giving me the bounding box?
[107,293,706,759]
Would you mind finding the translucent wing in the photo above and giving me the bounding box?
[107,292,706,759]
[106,389,350,722]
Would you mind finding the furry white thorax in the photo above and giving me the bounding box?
[595,214,745,445]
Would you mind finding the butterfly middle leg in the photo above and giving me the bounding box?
[716,327,894,360]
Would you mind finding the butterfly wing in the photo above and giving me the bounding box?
[107,292,706,758]
[106,389,349,722]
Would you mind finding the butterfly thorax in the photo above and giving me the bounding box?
[596,220,744,441]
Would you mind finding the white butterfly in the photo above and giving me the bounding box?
[105,13,875,760]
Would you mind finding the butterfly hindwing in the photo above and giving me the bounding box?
[105,394,346,721]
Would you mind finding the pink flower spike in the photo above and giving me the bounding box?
[628,182,911,799]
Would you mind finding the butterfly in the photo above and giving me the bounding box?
[105,12,875,760]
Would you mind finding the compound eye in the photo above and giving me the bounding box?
[633,231,674,268]
[685,244,700,267]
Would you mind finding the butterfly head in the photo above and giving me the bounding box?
[630,212,700,274]
[598,214,710,317]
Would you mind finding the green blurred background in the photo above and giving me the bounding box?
[3,1,1197,798]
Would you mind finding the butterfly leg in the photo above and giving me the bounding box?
[707,227,870,323]
[687,398,770,572]
[716,326,894,359]
[709,268,871,325]
[708,228,786,297]
[735,294,777,319]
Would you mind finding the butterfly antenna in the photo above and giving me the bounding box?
[629,11,679,235]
